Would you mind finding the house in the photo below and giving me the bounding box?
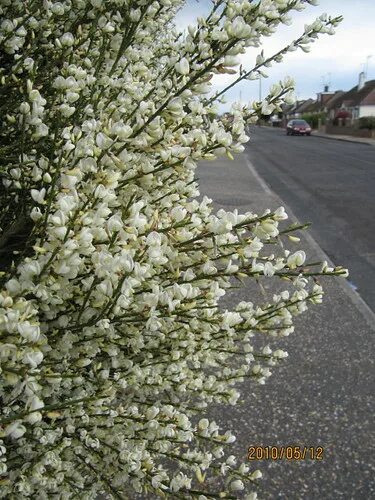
[300,87,344,116]
[302,99,321,115]
[324,91,346,120]
[291,99,315,118]
[328,74,375,122]
[282,99,314,123]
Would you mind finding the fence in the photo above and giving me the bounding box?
[324,124,375,139]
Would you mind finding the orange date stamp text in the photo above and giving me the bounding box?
[247,446,324,461]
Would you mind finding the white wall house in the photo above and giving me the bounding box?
[358,103,375,118]
[330,76,375,122]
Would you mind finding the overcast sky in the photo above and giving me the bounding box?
[176,0,375,109]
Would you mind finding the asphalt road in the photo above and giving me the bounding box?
[197,153,374,499]
[134,134,374,500]
[245,127,375,312]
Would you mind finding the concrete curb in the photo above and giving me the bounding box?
[244,155,375,332]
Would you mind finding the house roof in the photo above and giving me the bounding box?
[302,100,321,113]
[333,80,375,109]
[281,103,294,114]
[325,91,345,110]
[293,98,314,114]
[298,92,344,114]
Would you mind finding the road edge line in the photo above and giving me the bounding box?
[244,154,375,332]
[244,156,273,195]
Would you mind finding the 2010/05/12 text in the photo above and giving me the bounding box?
[247,446,324,461]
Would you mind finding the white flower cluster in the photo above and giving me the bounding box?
[0,1,345,498]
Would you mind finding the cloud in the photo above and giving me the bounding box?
[175,0,375,110]
[175,0,212,30]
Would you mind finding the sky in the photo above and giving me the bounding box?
[176,0,375,110]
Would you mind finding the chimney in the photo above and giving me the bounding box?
[324,85,329,92]
[358,71,366,90]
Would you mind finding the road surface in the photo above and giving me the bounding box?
[197,151,374,500]
[245,126,375,312]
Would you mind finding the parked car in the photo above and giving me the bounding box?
[286,119,312,136]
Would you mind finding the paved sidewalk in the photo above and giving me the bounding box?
[198,154,375,499]
[261,126,375,147]
[312,131,375,147]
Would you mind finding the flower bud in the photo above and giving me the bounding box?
[60,32,74,47]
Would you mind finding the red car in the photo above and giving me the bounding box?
[286,119,312,136]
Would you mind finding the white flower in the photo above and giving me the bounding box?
[251,260,264,273]
[170,473,191,492]
[151,474,167,489]
[230,17,251,38]
[20,102,30,114]
[6,278,21,295]
[51,2,65,15]
[61,173,79,189]
[22,350,43,368]
[27,395,44,411]
[175,57,190,75]
[18,321,40,342]
[230,479,244,491]
[96,132,112,149]
[198,418,209,430]
[223,432,236,443]
[284,94,296,105]
[60,32,74,46]
[259,219,279,237]
[5,421,27,440]
[31,188,46,204]
[287,250,306,269]
[244,238,263,257]
[250,470,263,480]
[170,206,187,222]
[273,349,288,359]
[107,214,123,232]
[274,206,288,220]
[244,493,258,500]
[59,103,76,117]
[66,91,80,103]
[28,89,42,102]
[262,345,272,355]
[0,1,341,495]
[146,231,162,246]
[110,122,133,139]
[263,262,275,277]
[129,8,141,22]
[30,207,43,221]
[25,411,43,425]
[57,195,77,213]
[261,101,275,115]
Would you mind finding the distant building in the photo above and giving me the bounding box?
[282,99,315,121]
[324,91,346,120]
[281,75,375,127]
[329,76,375,121]
[298,87,344,116]
[317,85,336,107]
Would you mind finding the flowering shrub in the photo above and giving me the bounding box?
[0,1,346,498]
